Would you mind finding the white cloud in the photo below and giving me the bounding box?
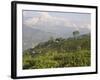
[38,12,51,19]
[24,17,39,26]
[23,12,91,31]
[72,24,79,30]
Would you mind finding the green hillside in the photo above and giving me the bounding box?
[23,33,91,69]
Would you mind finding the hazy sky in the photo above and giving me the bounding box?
[23,10,91,32]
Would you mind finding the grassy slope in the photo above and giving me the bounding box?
[23,34,91,69]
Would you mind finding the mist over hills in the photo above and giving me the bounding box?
[22,25,90,51]
[22,26,61,50]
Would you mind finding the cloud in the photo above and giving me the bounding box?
[38,12,51,19]
[24,12,52,26]
[24,17,39,26]
[23,12,91,31]
[24,12,71,27]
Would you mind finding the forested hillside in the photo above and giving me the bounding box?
[23,33,91,69]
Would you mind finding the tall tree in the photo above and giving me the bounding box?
[73,30,80,39]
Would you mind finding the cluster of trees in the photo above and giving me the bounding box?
[23,31,91,69]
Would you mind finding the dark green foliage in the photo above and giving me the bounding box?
[73,30,80,39]
[23,33,91,69]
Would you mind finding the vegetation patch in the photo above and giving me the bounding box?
[23,33,91,69]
